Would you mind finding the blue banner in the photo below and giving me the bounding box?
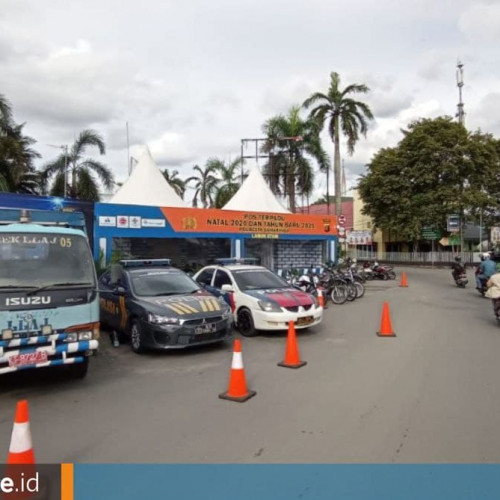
[74,464,500,500]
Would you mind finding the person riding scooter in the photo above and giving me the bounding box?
[476,253,496,291]
[485,271,500,321]
[451,256,466,282]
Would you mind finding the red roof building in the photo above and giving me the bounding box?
[296,198,354,229]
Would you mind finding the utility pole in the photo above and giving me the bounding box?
[456,60,465,127]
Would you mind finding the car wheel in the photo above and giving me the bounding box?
[67,357,89,379]
[130,320,146,354]
[237,308,258,337]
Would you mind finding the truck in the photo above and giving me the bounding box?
[0,208,99,378]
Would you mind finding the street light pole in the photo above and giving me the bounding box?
[63,145,68,198]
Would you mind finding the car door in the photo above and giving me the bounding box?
[211,269,235,305]
[195,268,216,293]
[99,271,116,328]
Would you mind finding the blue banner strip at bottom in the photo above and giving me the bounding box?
[74,464,500,500]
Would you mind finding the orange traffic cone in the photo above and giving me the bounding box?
[399,272,408,287]
[377,302,396,337]
[317,288,325,308]
[219,339,256,402]
[7,400,35,464]
[278,321,307,368]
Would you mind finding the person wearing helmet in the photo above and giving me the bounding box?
[476,252,496,290]
[451,256,466,282]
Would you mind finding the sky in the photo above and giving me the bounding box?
[2,0,500,204]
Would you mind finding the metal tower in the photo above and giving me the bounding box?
[456,61,465,126]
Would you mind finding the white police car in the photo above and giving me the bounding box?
[193,259,323,337]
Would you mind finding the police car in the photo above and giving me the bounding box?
[193,259,323,337]
[99,259,233,353]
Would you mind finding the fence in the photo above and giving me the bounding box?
[350,250,481,265]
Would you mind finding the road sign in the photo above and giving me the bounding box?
[338,227,346,236]
[447,214,460,233]
[338,214,346,226]
[421,227,441,240]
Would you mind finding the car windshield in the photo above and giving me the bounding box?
[0,232,96,288]
[231,269,289,291]
[130,269,201,297]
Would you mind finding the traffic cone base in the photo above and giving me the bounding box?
[376,331,396,337]
[278,360,307,369]
[219,389,257,402]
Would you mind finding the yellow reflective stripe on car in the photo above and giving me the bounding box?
[165,303,190,315]
[199,300,209,312]
[176,303,199,314]
[210,298,221,311]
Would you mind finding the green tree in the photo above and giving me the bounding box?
[162,168,188,199]
[206,157,244,208]
[303,71,373,215]
[41,129,114,201]
[186,163,218,208]
[0,93,41,194]
[261,106,328,212]
[357,116,500,245]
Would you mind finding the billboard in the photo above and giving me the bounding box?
[347,230,373,246]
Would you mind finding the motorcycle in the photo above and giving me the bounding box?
[453,272,468,288]
[474,266,488,296]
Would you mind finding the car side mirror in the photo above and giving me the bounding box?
[221,284,234,292]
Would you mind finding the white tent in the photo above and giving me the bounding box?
[110,147,188,207]
[222,166,290,213]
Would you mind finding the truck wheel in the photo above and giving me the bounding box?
[68,357,89,379]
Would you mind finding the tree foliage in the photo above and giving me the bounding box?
[261,106,328,212]
[303,72,373,215]
[357,116,500,241]
[41,129,113,201]
[0,93,41,194]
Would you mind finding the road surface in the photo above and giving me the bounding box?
[1,267,499,463]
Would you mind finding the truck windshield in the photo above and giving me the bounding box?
[0,232,96,288]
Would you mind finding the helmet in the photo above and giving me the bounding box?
[455,256,461,262]
[483,252,490,260]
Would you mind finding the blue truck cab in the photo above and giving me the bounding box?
[0,209,99,378]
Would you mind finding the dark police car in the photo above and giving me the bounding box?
[99,259,233,353]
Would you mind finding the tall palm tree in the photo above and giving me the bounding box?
[0,94,41,194]
[162,168,187,199]
[186,164,218,208]
[261,106,328,212]
[206,157,244,208]
[303,71,373,215]
[41,129,114,201]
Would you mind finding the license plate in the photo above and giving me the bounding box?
[8,351,48,368]
[296,316,314,326]
[195,323,217,335]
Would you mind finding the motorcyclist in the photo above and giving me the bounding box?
[451,256,466,281]
[476,253,496,290]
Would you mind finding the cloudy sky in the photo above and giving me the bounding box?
[2,0,500,203]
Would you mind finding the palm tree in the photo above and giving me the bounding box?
[206,157,244,208]
[261,106,328,212]
[186,164,218,208]
[162,169,188,199]
[303,71,373,215]
[0,94,41,194]
[41,129,114,201]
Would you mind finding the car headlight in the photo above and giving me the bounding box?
[258,300,282,313]
[148,313,180,325]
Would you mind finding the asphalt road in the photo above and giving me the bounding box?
[1,267,500,463]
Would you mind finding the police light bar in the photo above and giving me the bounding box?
[215,258,259,265]
[120,259,171,268]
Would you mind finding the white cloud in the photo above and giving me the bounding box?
[458,2,500,42]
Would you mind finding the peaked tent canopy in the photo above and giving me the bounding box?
[222,166,290,213]
[110,147,188,207]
